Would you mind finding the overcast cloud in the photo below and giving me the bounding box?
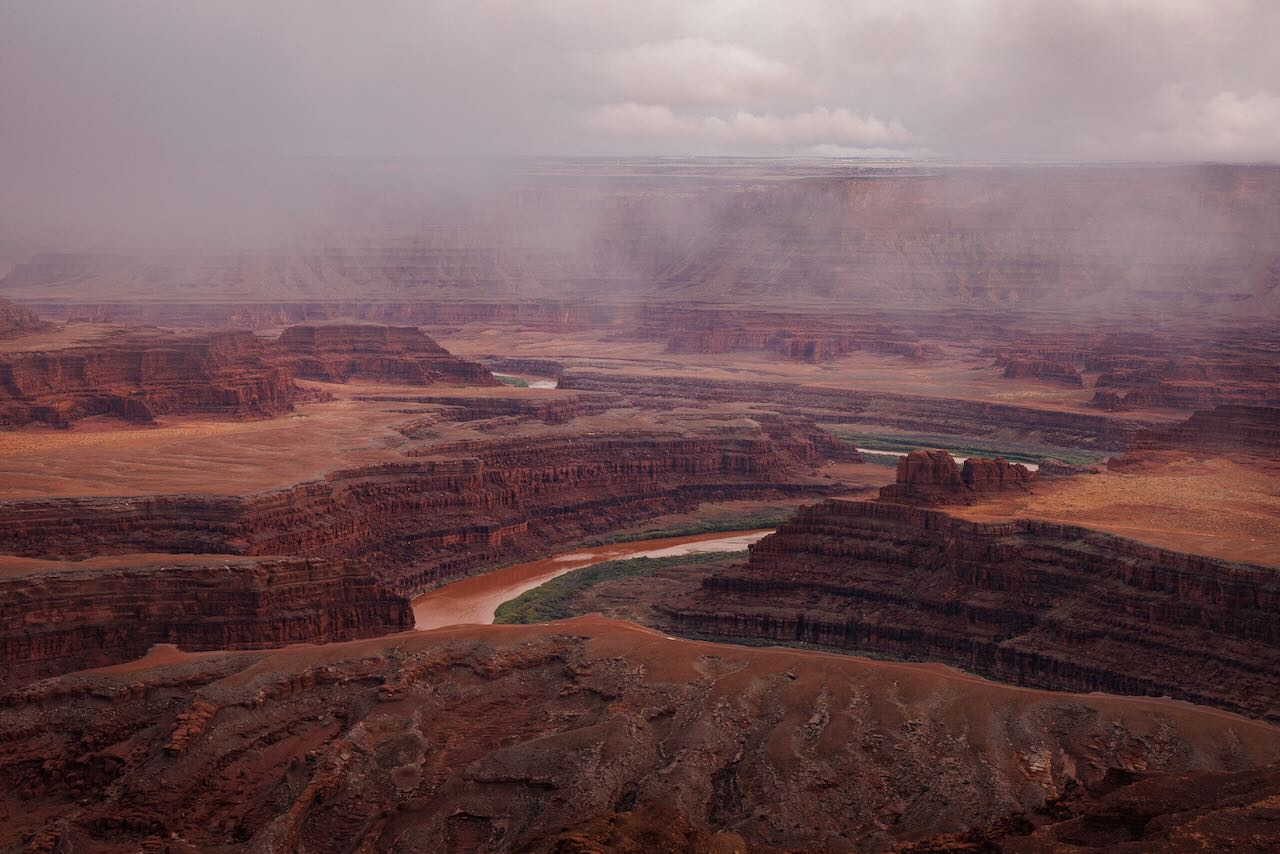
[2,0,1278,163]
[1,0,1277,244]
[3,0,1278,164]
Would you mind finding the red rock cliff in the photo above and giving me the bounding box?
[659,497,1280,720]
[0,418,842,596]
[0,556,412,688]
[0,329,319,427]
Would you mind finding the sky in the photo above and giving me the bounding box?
[3,0,1278,165]
[2,0,1278,246]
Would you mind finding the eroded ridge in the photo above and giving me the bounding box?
[3,618,1278,852]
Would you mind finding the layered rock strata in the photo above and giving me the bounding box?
[0,322,500,427]
[879,449,1033,504]
[0,299,45,338]
[0,420,841,597]
[1128,404,1280,455]
[0,329,317,427]
[2,617,1277,853]
[560,371,1140,450]
[275,323,497,386]
[1000,357,1084,386]
[659,497,1280,720]
[0,556,412,688]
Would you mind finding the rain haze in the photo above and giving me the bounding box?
[3,0,1279,245]
[3,5,1280,851]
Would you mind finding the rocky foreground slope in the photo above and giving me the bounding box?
[3,617,1278,853]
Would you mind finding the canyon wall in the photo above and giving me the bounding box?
[0,419,840,596]
[0,322,496,427]
[13,299,1279,413]
[660,497,1280,720]
[0,329,317,427]
[0,557,412,688]
[1129,404,1280,454]
[560,370,1142,449]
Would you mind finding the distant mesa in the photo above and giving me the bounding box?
[0,298,47,339]
[0,321,498,428]
[1131,404,1280,455]
[275,323,498,387]
[0,328,321,428]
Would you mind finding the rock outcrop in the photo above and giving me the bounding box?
[0,556,412,688]
[658,498,1280,721]
[0,329,321,427]
[874,449,1032,504]
[275,323,497,386]
[3,617,1277,853]
[0,299,45,338]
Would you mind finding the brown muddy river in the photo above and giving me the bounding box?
[412,530,771,630]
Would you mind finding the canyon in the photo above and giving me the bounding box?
[1,160,1278,851]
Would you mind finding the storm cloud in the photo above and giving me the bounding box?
[2,0,1278,244]
[3,0,1278,163]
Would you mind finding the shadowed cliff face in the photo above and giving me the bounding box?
[0,557,412,688]
[3,618,1278,853]
[3,162,1278,316]
[657,497,1280,721]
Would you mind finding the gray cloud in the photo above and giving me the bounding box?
[3,0,1277,162]
[1,0,1277,243]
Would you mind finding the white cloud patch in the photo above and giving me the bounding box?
[585,103,912,150]
[584,37,806,106]
[1141,89,1280,160]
